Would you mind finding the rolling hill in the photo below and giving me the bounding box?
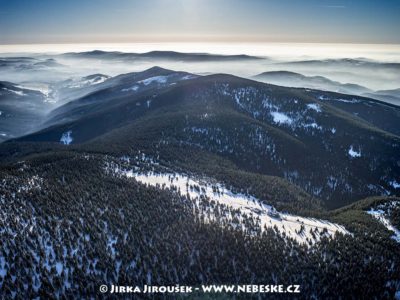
[253,70,371,95]
[9,67,400,208]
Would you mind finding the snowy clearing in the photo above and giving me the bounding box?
[116,170,349,244]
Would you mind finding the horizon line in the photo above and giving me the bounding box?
[2,41,400,46]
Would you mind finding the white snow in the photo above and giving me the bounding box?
[333,98,361,104]
[55,262,63,276]
[89,76,108,85]
[389,180,400,189]
[367,206,400,243]
[307,103,322,112]
[181,75,196,80]
[317,95,362,103]
[122,85,139,92]
[16,84,51,98]
[2,88,26,96]
[302,122,322,130]
[348,146,361,158]
[270,112,293,125]
[138,76,169,86]
[60,131,73,145]
[68,75,109,88]
[122,171,348,244]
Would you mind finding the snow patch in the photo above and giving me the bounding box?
[389,180,400,189]
[60,131,73,145]
[348,146,361,158]
[2,88,26,96]
[122,85,139,92]
[270,112,293,125]
[55,262,63,276]
[68,75,109,88]
[16,83,51,98]
[302,122,322,130]
[181,75,196,80]
[138,76,169,86]
[307,103,321,112]
[333,98,361,104]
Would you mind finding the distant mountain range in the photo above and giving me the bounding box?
[0,57,64,70]
[254,70,400,105]
[363,88,400,106]
[253,70,372,94]
[62,50,264,62]
[278,58,400,70]
[2,52,399,105]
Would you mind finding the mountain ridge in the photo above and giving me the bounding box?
[6,67,399,209]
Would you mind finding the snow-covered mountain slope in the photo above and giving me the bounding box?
[43,67,198,126]
[9,68,400,209]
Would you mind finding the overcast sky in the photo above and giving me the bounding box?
[1,0,399,44]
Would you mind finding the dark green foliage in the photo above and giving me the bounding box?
[12,72,399,208]
[0,153,399,298]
